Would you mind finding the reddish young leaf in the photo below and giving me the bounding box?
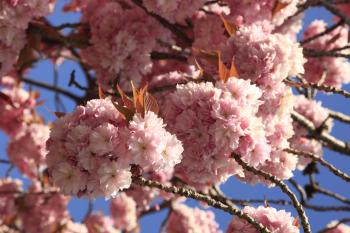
[293,218,299,227]
[0,92,15,108]
[111,101,135,122]
[218,51,230,82]
[272,1,290,17]
[229,60,239,78]
[220,14,238,37]
[144,92,159,115]
[98,86,105,99]
[53,111,66,118]
[192,48,219,66]
[116,84,134,110]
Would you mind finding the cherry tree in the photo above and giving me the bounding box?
[0,0,350,232]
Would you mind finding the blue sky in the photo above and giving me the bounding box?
[0,1,349,232]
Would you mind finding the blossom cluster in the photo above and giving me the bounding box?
[46,98,183,198]
[226,206,299,233]
[164,78,271,189]
[0,178,88,233]
[303,20,350,88]
[290,95,332,169]
[165,203,222,233]
[0,0,55,77]
[323,221,350,233]
[1,78,50,180]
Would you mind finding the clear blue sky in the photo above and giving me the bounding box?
[0,1,349,232]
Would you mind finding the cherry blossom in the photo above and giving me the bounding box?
[303,20,350,88]
[0,86,36,136]
[7,123,50,179]
[165,203,222,233]
[164,78,271,189]
[110,193,138,232]
[226,206,299,233]
[323,221,350,233]
[85,212,121,233]
[46,98,131,198]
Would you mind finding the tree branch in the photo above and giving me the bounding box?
[284,80,350,98]
[300,20,344,45]
[133,176,272,233]
[21,77,82,103]
[291,111,350,156]
[233,154,312,233]
[285,148,350,182]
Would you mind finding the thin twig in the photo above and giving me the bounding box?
[284,80,350,98]
[21,77,81,102]
[0,159,10,164]
[304,49,350,58]
[300,20,344,45]
[82,201,94,222]
[286,148,350,183]
[133,176,272,233]
[233,154,312,233]
[319,0,350,26]
[315,186,350,205]
[327,109,350,124]
[291,111,350,156]
[130,0,193,45]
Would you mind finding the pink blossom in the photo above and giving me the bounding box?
[226,0,302,27]
[303,20,350,88]
[163,79,271,189]
[227,206,299,233]
[19,182,70,233]
[0,178,22,218]
[0,0,55,76]
[85,212,121,233]
[290,137,322,170]
[62,220,88,233]
[7,123,50,179]
[46,98,131,198]
[290,95,331,169]
[110,193,137,232]
[323,221,350,233]
[0,86,36,136]
[293,95,332,136]
[143,0,205,24]
[77,0,172,90]
[227,23,305,90]
[165,203,222,233]
[97,162,132,198]
[129,111,183,172]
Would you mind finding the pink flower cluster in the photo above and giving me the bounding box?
[0,86,37,136]
[46,98,183,198]
[324,221,350,233]
[0,0,55,77]
[85,212,121,233]
[165,203,222,233]
[164,78,270,189]
[75,0,172,91]
[225,23,304,184]
[226,206,299,233]
[0,178,22,219]
[18,182,70,233]
[0,179,88,233]
[143,0,205,24]
[7,123,50,179]
[303,20,350,88]
[226,0,302,28]
[290,95,332,169]
[110,193,138,232]
[227,23,304,101]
